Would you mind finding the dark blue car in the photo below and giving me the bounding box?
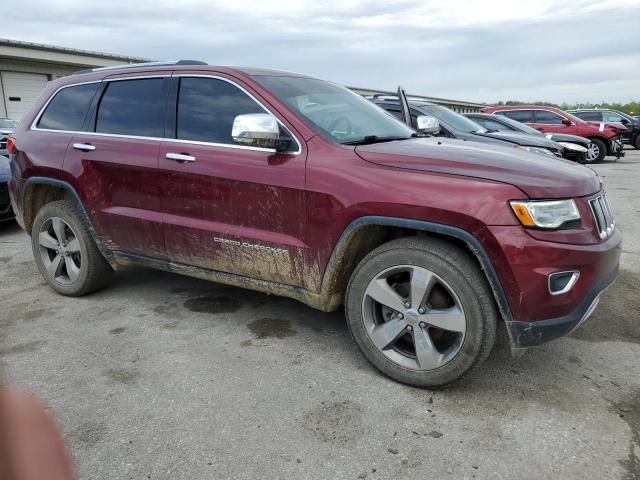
[0,155,13,222]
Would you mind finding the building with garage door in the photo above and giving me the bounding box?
[0,38,149,120]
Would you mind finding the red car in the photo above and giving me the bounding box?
[8,62,621,387]
[481,105,625,163]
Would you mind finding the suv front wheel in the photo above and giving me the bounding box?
[346,237,497,388]
[31,200,112,296]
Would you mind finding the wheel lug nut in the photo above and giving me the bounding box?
[419,322,426,328]
[397,313,404,320]
[418,307,426,314]
[407,325,413,331]
[404,302,411,308]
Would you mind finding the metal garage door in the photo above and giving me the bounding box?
[1,72,48,120]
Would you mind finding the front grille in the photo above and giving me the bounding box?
[0,183,9,210]
[589,192,615,240]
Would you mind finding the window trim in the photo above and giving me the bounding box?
[171,73,301,154]
[31,74,302,156]
[492,109,536,124]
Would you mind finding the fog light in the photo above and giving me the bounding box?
[548,271,580,295]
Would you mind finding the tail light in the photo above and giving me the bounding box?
[6,136,16,155]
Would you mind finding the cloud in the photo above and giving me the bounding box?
[3,0,639,103]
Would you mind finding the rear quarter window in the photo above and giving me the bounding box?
[37,83,100,131]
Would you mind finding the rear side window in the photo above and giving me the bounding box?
[496,110,534,123]
[37,83,99,131]
[534,110,564,125]
[574,111,602,121]
[176,77,266,144]
[96,79,165,137]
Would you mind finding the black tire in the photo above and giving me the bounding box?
[585,138,607,163]
[345,237,497,388]
[634,134,640,150]
[31,200,112,296]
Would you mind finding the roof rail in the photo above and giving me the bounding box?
[73,60,207,75]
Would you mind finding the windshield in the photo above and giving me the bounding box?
[0,119,17,129]
[485,114,541,135]
[253,75,414,144]
[422,104,486,133]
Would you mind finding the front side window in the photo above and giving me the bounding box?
[421,104,485,133]
[534,110,564,125]
[38,83,99,131]
[253,75,414,144]
[96,79,164,137]
[497,110,534,123]
[603,111,624,123]
[574,111,602,121]
[482,118,512,132]
[176,77,266,144]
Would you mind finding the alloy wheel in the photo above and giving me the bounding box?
[586,143,600,162]
[38,217,82,285]
[361,265,466,371]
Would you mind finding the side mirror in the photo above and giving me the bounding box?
[620,118,630,125]
[416,115,440,134]
[232,113,291,152]
[562,118,572,126]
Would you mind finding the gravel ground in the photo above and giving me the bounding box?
[1,148,639,480]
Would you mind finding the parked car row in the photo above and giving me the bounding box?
[480,106,625,163]
[367,92,590,164]
[465,113,592,163]
[6,62,621,387]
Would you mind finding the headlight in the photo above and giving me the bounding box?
[515,145,557,157]
[510,199,580,229]
[557,142,588,153]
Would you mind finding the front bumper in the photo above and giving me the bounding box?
[486,225,622,347]
[508,264,617,347]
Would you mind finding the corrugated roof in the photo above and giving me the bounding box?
[0,38,151,62]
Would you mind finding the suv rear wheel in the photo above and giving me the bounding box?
[586,138,606,163]
[31,200,112,296]
[345,237,497,388]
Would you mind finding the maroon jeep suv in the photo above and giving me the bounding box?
[7,62,621,387]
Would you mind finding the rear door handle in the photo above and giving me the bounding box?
[73,143,96,151]
[166,152,196,162]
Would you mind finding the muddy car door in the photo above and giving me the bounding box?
[159,74,307,286]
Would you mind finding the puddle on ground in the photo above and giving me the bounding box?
[247,318,297,339]
[105,368,139,385]
[183,296,241,314]
[71,421,107,447]
[612,391,640,479]
[571,270,640,344]
[302,400,364,446]
[0,340,46,356]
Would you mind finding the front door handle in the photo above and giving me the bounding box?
[166,152,196,162]
[73,143,96,152]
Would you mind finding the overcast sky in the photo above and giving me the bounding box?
[4,0,639,104]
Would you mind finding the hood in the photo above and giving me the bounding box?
[543,133,591,147]
[0,155,10,176]
[355,137,601,198]
[474,130,559,149]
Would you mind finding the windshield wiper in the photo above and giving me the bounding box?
[342,134,415,146]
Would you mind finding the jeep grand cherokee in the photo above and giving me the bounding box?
[7,62,621,387]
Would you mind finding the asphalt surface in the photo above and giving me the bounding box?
[1,149,639,480]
